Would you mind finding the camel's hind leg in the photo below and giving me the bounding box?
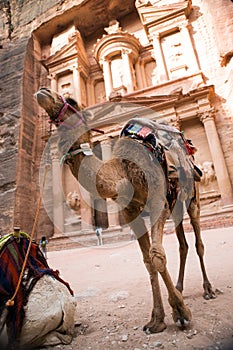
[187,194,215,299]
[172,200,189,293]
[150,205,192,328]
[122,206,167,333]
[175,221,189,293]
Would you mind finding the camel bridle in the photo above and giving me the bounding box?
[49,95,87,129]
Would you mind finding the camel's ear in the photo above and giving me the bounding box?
[66,97,81,111]
[82,109,95,121]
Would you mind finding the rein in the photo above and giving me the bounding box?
[49,95,104,164]
[50,95,87,129]
[50,95,105,134]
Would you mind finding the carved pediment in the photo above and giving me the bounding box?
[46,39,77,67]
[45,31,89,70]
[136,0,192,28]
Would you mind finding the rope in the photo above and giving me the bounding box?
[5,165,48,308]
[60,143,93,165]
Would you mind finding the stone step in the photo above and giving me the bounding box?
[47,228,133,251]
[47,206,233,251]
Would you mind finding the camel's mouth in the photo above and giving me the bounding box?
[35,88,54,107]
[35,88,59,116]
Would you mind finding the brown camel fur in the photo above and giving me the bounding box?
[35,87,215,334]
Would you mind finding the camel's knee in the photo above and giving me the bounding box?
[180,242,188,258]
[143,259,154,276]
[150,244,166,273]
[196,240,204,257]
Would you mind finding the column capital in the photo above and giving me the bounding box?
[178,20,190,31]
[169,117,181,130]
[101,138,112,146]
[149,32,160,41]
[99,57,109,69]
[48,72,57,80]
[50,147,60,161]
[74,65,83,73]
[101,139,113,161]
[50,137,60,160]
[198,108,216,124]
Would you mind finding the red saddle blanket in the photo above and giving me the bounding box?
[0,234,73,347]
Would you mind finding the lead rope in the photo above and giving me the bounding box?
[0,166,48,334]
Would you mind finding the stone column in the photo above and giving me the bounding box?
[72,65,82,107]
[101,58,112,100]
[179,21,199,72]
[79,185,94,231]
[122,49,134,93]
[50,138,64,236]
[135,59,144,90]
[101,139,121,228]
[150,32,168,82]
[199,110,233,206]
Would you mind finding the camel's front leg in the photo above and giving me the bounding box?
[138,234,167,333]
[122,207,166,333]
[150,207,192,328]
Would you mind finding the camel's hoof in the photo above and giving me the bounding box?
[203,291,216,300]
[175,318,190,327]
[203,283,216,300]
[173,305,192,328]
[143,321,167,334]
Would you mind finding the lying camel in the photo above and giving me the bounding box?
[0,232,76,349]
[35,87,215,334]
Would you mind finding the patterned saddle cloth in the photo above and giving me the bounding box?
[120,117,202,198]
[0,233,73,347]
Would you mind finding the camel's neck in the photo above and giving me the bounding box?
[60,122,103,196]
[58,114,126,199]
[68,151,104,197]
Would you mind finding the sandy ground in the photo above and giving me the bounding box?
[45,226,233,350]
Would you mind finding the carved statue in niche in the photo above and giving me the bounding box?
[66,191,80,212]
[111,58,124,89]
[145,60,158,86]
[94,80,106,103]
[198,161,216,187]
[80,75,87,107]
[151,66,159,85]
[104,20,122,35]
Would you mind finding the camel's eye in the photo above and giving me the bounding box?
[66,97,80,110]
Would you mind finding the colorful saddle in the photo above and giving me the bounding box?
[120,117,202,194]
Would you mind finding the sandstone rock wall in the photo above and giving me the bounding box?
[0,0,59,234]
[0,38,26,234]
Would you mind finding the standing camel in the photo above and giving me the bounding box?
[35,87,215,333]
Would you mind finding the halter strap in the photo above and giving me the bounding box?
[50,95,87,129]
[49,95,105,134]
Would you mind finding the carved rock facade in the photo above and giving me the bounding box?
[0,0,233,240]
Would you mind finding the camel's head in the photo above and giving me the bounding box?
[35,87,83,127]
